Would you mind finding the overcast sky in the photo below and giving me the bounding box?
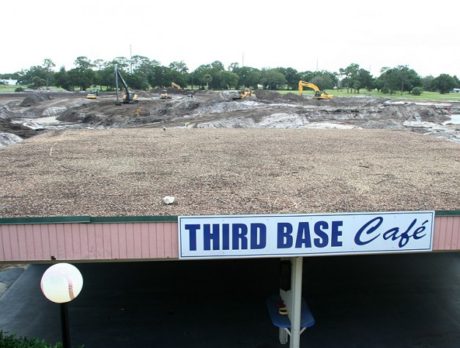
[2,0,459,77]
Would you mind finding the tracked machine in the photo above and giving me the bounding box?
[115,65,138,105]
[298,80,333,100]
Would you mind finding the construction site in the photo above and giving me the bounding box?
[1,89,460,143]
[1,88,460,348]
[0,86,459,153]
[0,87,459,217]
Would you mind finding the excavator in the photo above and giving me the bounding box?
[160,82,182,99]
[239,87,254,99]
[298,80,333,100]
[230,87,255,100]
[160,89,172,99]
[115,65,138,105]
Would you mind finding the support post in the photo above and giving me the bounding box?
[60,302,71,348]
[289,257,303,348]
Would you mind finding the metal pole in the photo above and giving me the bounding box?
[60,303,71,348]
[115,64,119,105]
[129,44,133,74]
[289,257,303,348]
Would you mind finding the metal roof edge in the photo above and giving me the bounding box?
[0,215,179,225]
[0,211,459,225]
[434,210,460,217]
[90,216,178,223]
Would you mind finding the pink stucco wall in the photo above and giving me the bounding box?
[0,216,458,262]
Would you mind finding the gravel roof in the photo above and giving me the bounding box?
[0,128,459,218]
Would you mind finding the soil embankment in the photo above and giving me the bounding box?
[0,91,459,145]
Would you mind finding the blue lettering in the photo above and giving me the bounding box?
[295,222,312,248]
[314,221,329,248]
[355,217,383,245]
[250,223,266,249]
[232,224,248,249]
[398,219,417,248]
[331,221,343,247]
[383,227,399,241]
[185,224,200,251]
[277,223,293,248]
[222,224,230,250]
[413,220,428,240]
[383,219,423,248]
[203,224,220,250]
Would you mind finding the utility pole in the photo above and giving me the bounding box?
[115,64,120,105]
[129,44,133,74]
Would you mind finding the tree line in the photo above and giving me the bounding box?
[1,56,459,95]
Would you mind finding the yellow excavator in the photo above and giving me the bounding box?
[231,87,255,100]
[160,89,172,99]
[298,80,333,100]
[240,88,254,99]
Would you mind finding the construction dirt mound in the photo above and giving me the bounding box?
[19,93,52,107]
[255,90,303,103]
[1,90,459,143]
[0,119,41,138]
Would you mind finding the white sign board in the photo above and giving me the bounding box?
[178,211,434,259]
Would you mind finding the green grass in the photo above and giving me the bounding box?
[0,84,24,92]
[279,89,460,102]
[0,85,67,93]
[2,83,460,102]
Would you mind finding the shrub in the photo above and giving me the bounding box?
[14,87,24,92]
[0,331,62,348]
[411,87,422,96]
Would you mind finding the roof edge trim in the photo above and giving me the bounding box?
[0,211,459,225]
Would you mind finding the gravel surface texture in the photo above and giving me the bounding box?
[0,128,459,217]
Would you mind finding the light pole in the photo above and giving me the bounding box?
[40,263,84,348]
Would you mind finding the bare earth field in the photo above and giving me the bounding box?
[0,127,458,217]
[0,91,459,217]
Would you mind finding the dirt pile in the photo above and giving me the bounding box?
[0,119,41,138]
[19,93,52,107]
[0,132,23,147]
[255,90,304,103]
[51,92,457,144]
[2,91,459,143]
[0,106,8,120]
[149,87,193,97]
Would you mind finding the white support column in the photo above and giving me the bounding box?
[289,257,303,348]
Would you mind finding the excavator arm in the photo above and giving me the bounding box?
[298,81,321,94]
[298,80,332,100]
[115,65,138,104]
